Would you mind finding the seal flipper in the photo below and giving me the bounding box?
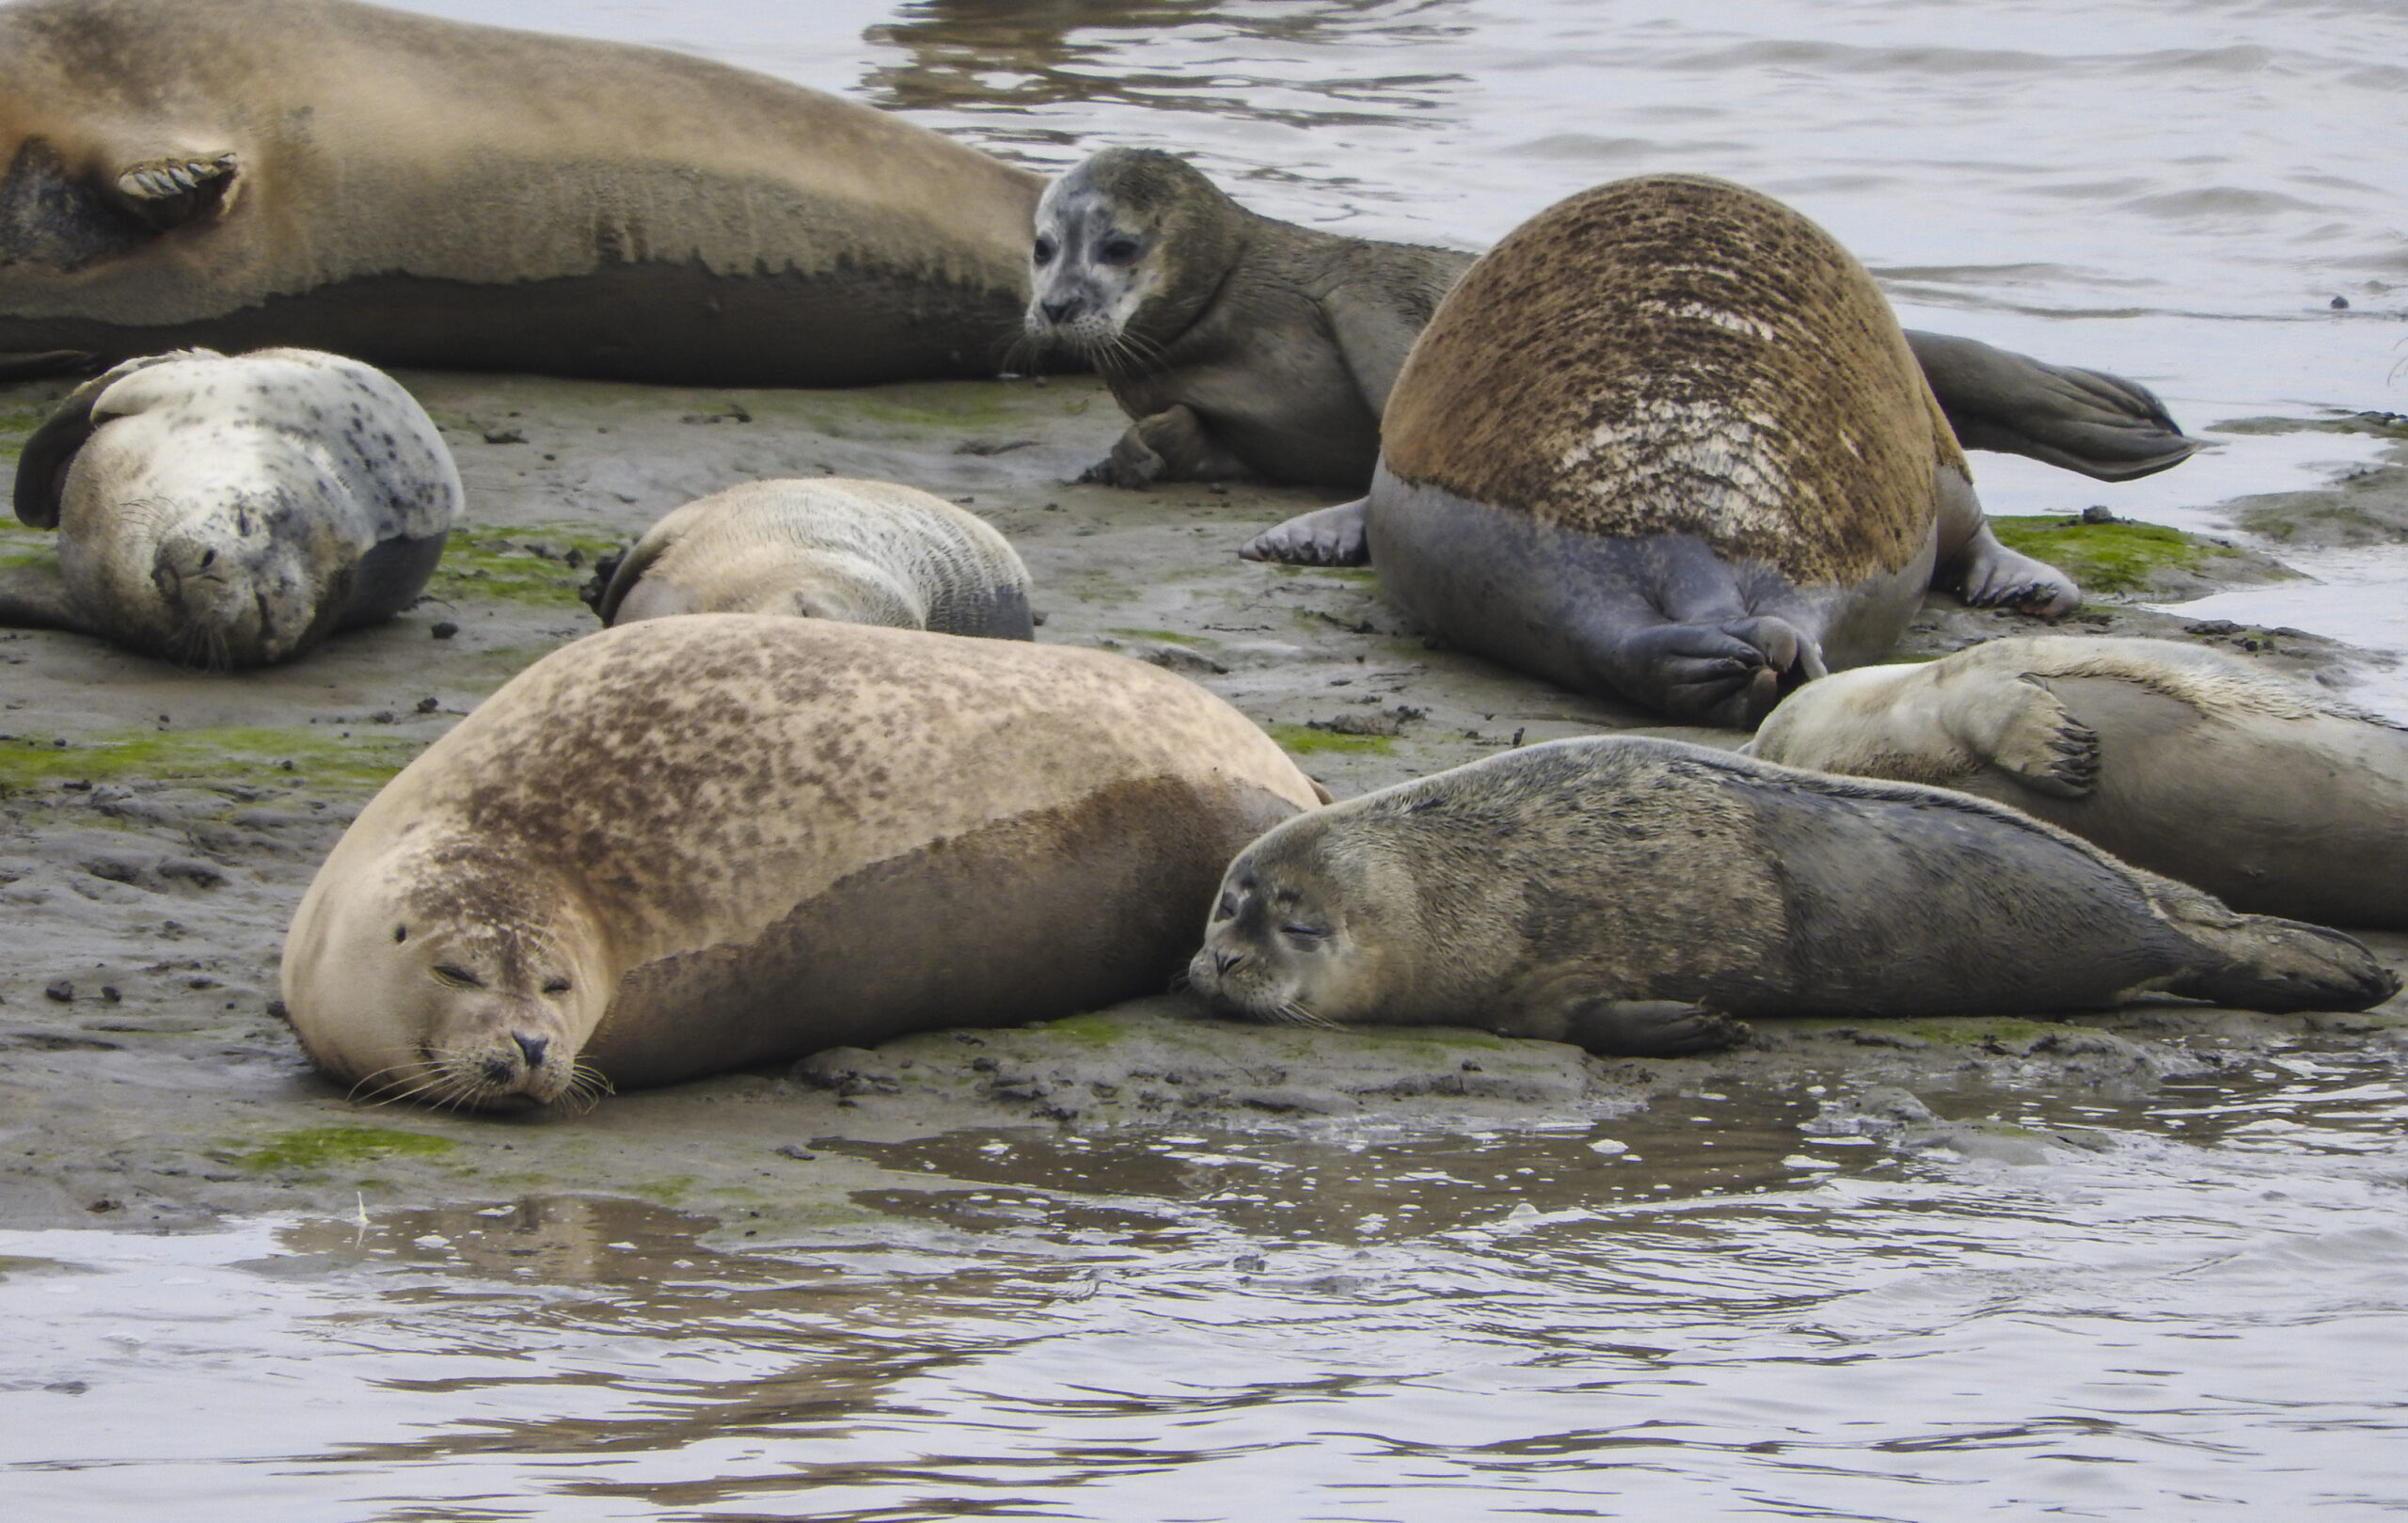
[0,563,98,636]
[1904,329,2198,483]
[109,151,238,231]
[1082,404,1253,488]
[12,352,193,526]
[1239,500,1370,565]
[1959,674,2100,799]
[2148,892,2399,1014]
[1611,617,1813,728]
[1497,979,1751,1056]
[1931,462,2079,617]
[0,351,98,383]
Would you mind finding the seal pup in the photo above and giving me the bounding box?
[1,346,458,666]
[1745,635,2408,928]
[280,614,1326,1109]
[592,479,1035,639]
[1187,736,2399,1056]
[1022,148,2195,489]
[1239,175,2081,726]
[0,0,1041,386]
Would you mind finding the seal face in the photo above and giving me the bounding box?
[0,0,1041,385]
[594,478,1034,639]
[1747,634,2408,928]
[1243,175,2079,725]
[2,345,458,665]
[1022,152,2193,492]
[279,614,1324,1109]
[1188,735,2398,1056]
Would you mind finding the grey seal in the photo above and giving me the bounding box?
[1021,148,2196,490]
[1,346,458,666]
[280,613,1326,1109]
[1746,634,2408,929]
[0,0,1041,386]
[1187,736,2399,1056]
[1244,175,2080,725]
[593,478,1034,639]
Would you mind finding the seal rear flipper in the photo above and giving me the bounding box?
[0,351,98,382]
[0,563,98,635]
[1904,329,2199,483]
[2158,913,2399,1013]
[1239,500,1370,565]
[109,151,239,231]
[1611,617,1812,728]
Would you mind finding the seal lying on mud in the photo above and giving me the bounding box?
[1021,148,2196,489]
[1,346,457,666]
[1187,736,2399,1057]
[1241,175,2079,725]
[280,614,1326,1109]
[1745,635,2408,929]
[0,0,1040,385]
[592,479,1033,638]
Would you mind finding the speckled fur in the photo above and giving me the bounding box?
[280,614,1325,1105]
[596,478,1033,638]
[6,345,457,665]
[1749,636,2408,927]
[1382,175,1953,585]
[1189,736,2397,1055]
[0,0,1039,384]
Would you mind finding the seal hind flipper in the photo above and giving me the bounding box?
[1240,500,1370,566]
[592,518,689,625]
[1904,330,2199,483]
[2147,893,2400,1014]
[0,350,98,382]
[111,152,238,230]
[1932,462,2080,617]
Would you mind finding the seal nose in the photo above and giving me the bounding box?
[513,1033,549,1069]
[1040,297,1082,325]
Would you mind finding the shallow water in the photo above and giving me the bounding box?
[7,1053,2406,1519]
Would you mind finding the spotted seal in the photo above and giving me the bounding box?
[279,613,1327,1108]
[591,478,1034,639]
[1746,634,2408,929]
[1,346,457,666]
[1187,735,2399,1056]
[1239,175,2082,725]
[0,0,1041,386]
[1022,148,2195,490]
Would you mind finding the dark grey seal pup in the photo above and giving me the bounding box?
[1747,634,2408,929]
[1021,148,2196,489]
[1187,736,2400,1057]
[2,346,458,666]
[1245,175,2080,725]
[0,0,1041,386]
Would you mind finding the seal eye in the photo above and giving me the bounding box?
[432,963,485,990]
[1032,233,1058,266]
[542,976,571,995]
[1281,924,1330,942]
[1097,234,1142,266]
[1213,890,1240,921]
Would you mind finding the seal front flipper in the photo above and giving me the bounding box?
[1904,329,2198,483]
[0,563,100,636]
[1240,500,1370,566]
[110,151,239,230]
[1080,405,1251,488]
[15,352,216,527]
[1954,673,2100,799]
[1496,979,1751,1056]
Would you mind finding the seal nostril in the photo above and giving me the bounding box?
[198,547,216,568]
[514,1033,548,1068]
[1041,299,1078,325]
[1214,950,1243,976]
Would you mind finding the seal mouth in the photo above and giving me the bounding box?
[341,1043,610,1113]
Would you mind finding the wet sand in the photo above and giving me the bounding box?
[3,369,2402,1239]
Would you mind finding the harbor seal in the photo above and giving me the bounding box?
[1,346,458,666]
[591,478,1034,638]
[1745,635,2408,929]
[1187,736,2399,1056]
[0,0,1041,386]
[1240,175,2080,726]
[1022,148,2196,489]
[279,614,1326,1109]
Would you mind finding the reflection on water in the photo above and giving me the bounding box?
[6,1055,2405,1518]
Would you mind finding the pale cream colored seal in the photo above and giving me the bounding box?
[0,0,1040,385]
[1189,736,2398,1055]
[280,614,1325,1108]
[2,346,457,665]
[595,479,1033,639]
[1746,634,2408,928]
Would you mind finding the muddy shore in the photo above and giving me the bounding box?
[3,370,2402,1240]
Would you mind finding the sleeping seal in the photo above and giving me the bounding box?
[1241,174,2081,726]
[1187,736,2398,1056]
[2,346,457,666]
[280,614,1326,1108]
[1022,148,2195,489]
[1746,635,2408,929]
[0,0,1040,385]
[593,478,1033,639]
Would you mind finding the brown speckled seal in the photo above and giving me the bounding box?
[279,614,1325,1109]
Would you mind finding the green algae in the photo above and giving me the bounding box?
[2211,410,2408,439]
[0,724,424,791]
[425,526,624,609]
[1988,516,2238,595]
[1109,627,1210,646]
[0,525,54,571]
[238,1125,458,1172]
[1265,722,1395,756]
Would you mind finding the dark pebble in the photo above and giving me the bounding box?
[43,980,72,1004]
[432,623,459,640]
